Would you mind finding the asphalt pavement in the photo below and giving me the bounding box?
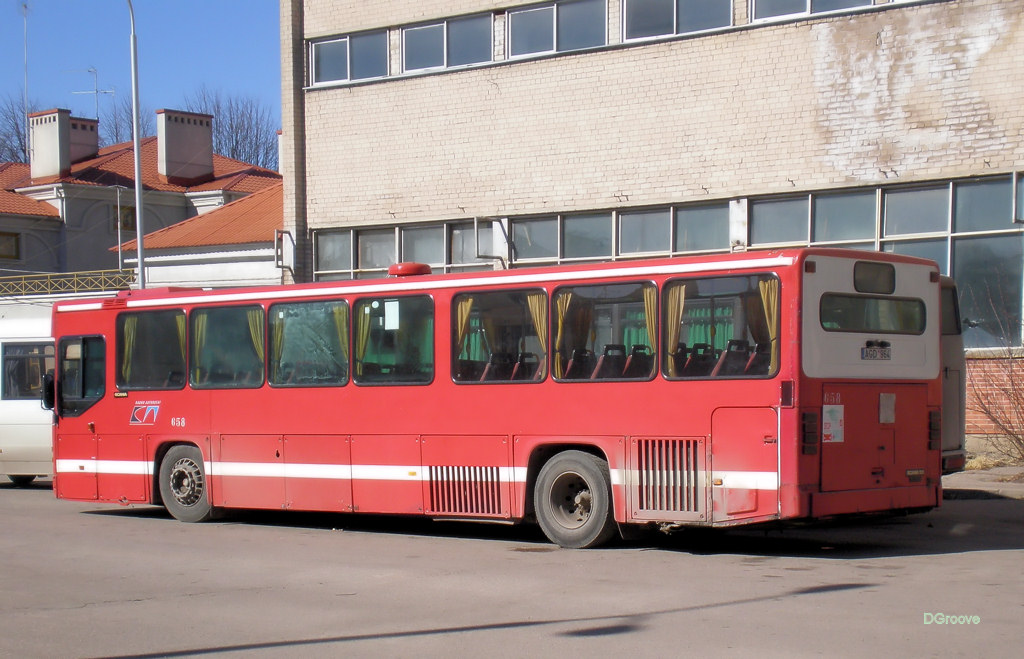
[942,465,1024,500]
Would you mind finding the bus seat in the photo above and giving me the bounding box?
[511,352,539,381]
[623,344,653,378]
[564,348,592,380]
[711,339,750,376]
[681,343,715,377]
[591,344,626,379]
[669,343,687,376]
[745,342,771,375]
[480,352,514,381]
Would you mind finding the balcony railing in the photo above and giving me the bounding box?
[0,270,135,296]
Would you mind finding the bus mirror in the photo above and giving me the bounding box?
[41,371,55,410]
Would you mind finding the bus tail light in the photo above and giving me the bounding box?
[801,412,819,455]
[928,410,941,450]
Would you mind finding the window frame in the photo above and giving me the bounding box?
[189,305,267,390]
[115,310,187,391]
[268,299,350,388]
[309,30,388,86]
[403,14,493,73]
[352,294,435,386]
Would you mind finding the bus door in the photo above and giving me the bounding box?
[939,276,966,474]
[710,407,779,521]
[53,336,106,501]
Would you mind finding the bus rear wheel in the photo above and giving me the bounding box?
[534,450,616,549]
[159,445,213,523]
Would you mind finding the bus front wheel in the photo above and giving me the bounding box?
[534,450,616,549]
[159,445,214,523]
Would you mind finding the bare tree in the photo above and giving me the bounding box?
[963,276,1024,465]
[99,95,155,147]
[0,92,38,163]
[184,85,278,171]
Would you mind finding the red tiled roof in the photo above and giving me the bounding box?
[0,163,60,217]
[120,181,282,250]
[3,137,280,193]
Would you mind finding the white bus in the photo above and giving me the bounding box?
[0,301,54,486]
[940,276,966,474]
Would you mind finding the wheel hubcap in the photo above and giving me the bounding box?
[548,471,591,530]
[169,458,204,507]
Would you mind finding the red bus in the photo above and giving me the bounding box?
[45,248,944,548]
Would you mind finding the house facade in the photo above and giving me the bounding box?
[0,108,281,288]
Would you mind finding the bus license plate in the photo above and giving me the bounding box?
[861,347,891,361]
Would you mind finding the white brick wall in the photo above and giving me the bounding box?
[288,0,1024,236]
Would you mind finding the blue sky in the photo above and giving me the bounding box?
[0,0,281,129]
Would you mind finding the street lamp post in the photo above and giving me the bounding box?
[126,0,145,288]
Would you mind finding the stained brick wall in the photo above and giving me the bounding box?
[287,0,1024,238]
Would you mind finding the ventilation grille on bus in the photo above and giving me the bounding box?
[636,438,701,513]
[428,465,502,516]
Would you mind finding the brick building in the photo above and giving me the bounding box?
[280,1,1024,435]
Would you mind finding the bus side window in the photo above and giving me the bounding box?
[190,306,265,389]
[354,296,433,385]
[663,275,779,379]
[552,282,656,382]
[1,342,54,400]
[58,336,105,417]
[452,289,547,384]
[268,300,349,387]
[117,310,186,390]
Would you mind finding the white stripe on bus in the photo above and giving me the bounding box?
[54,461,779,490]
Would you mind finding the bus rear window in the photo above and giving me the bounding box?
[820,294,925,334]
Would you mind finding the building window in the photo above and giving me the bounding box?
[882,239,948,273]
[812,190,874,243]
[954,177,1012,233]
[451,223,496,271]
[510,0,606,57]
[0,232,19,259]
[753,0,869,21]
[315,231,353,280]
[357,229,397,277]
[512,217,559,260]
[112,205,136,232]
[310,31,387,85]
[624,0,731,40]
[675,203,729,252]
[883,186,948,236]
[619,209,670,254]
[953,234,1024,348]
[401,225,445,266]
[404,15,492,72]
[563,213,612,259]
[749,197,809,245]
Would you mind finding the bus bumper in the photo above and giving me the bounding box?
[809,484,940,518]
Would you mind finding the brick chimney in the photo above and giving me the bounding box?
[157,109,214,185]
[28,109,99,179]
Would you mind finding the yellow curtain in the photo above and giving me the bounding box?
[759,279,780,373]
[193,312,208,381]
[270,309,285,380]
[333,303,349,363]
[665,285,685,377]
[526,292,547,379]
[355,304,371,376]
[175,313,186,364]
[246,308,265,362]
[643,284,657,352]
[121,315,138,382]
[455,296,474,356]
[554,292,572,378]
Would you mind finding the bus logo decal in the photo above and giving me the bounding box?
[130,403,161,425]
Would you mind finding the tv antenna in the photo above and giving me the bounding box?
[70,67,115,119]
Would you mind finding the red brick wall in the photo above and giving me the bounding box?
[966,356,1023,435]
